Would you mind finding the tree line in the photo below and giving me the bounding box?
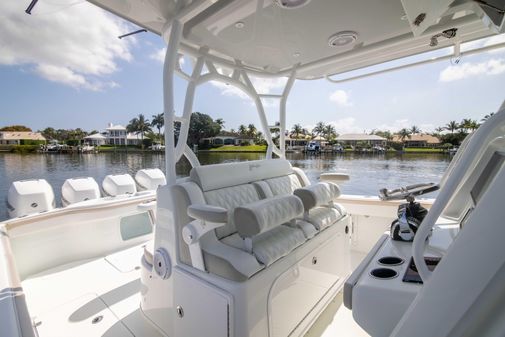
[1,112,495,148]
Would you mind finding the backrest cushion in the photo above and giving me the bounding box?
[204,184,261,239]
[264,174,302,196]
[190,159,293,192]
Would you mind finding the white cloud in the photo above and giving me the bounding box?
[209,74,287,107]
[150,48,166,63]
[305,118,362,135]
[0,1,133,90]
[375,119,410,132]
[329,89,352,106]
[150,48,186,68]
[439,58,505,82]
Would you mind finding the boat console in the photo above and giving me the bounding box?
[345,109,505,337]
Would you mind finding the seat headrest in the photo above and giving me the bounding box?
[190,159,293,191]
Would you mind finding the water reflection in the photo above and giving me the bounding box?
[0,152,450,220]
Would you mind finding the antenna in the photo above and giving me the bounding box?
[25,0,39,14]
[118,29,147,39]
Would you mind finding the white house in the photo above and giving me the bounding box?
[84,133,107,146]
[335,134,386,147]
[105,123,127,145]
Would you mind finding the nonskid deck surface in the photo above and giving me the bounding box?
[22,243,368,337]
[22,243,163,337]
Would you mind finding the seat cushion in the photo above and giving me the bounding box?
[264,174,303,196]
[204,184,261,239]
[221,226,307,266]
[306,207,343,230]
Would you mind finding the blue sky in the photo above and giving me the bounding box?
[1,1,505,135]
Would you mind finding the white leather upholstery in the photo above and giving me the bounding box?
[264,174,302,196]
[306,207,343,230]
[204,184,261,239]
[294,182,341,210]
[171,159,348,281]
[234,195,304,237]
[191,159,293,191]
[251,226,306,266]
[187,204,228,223]
[221,226,307,266]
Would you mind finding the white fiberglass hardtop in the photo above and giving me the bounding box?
[1,1,505,337]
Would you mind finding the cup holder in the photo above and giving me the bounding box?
[378,256,404,266]
[370,268,398,279]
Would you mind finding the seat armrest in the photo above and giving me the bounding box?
[320,172,350,183]
[187,204,228,223]
[294,182,341,211]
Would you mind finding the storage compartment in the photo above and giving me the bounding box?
[370,268,398,279]
[173,269,232,337]
[269,229,349,337]
[102,174,136,196]
[7,179,55,218]
[61,177,101,206]
[135,169,166,191]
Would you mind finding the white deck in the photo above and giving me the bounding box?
[22,243,368,337]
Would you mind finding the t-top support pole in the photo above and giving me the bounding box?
[163,20,183,185]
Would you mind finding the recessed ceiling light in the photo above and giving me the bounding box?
[293,52,301,57]
[235,21,245,29]
[328,31,358,47]
[274,0,311,9]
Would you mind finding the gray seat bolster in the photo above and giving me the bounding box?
[200,232,264,278]
[252,181,274,199]
[292,167,311,187]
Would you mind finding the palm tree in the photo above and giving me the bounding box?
[323,124,337,142]
[238,124,247,136]
[445,121,459,134]
[247,124,257,138]
[410,125,421,134]
[215,118,225,128]
[291,124,304,138]
[398,128,412,142]
[128,114,152,149]
[312,121,326,138]
[469,119,479,132]
[481,113,495,122]
[151,113,164,143]
[459,118,473,133]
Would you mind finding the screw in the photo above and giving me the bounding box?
[92,315,103,324]
[176,306,184,318]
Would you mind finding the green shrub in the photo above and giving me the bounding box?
[11,145,39,154]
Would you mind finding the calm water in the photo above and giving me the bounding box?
[0,152,451,221]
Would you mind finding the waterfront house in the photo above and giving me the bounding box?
[200,131,238,146]
[285,135,310,150]
[0,131,46,145]
[234,135,255,146]
[84,133,106,146]
[392,134,441,148]
[104,123,148,146]
[105,123,127,145]
[335,134,386,147]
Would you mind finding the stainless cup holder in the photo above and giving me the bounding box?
[370,268,398,279]
[378,256,404,266]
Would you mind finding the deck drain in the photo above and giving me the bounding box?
[92,315,103,324]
